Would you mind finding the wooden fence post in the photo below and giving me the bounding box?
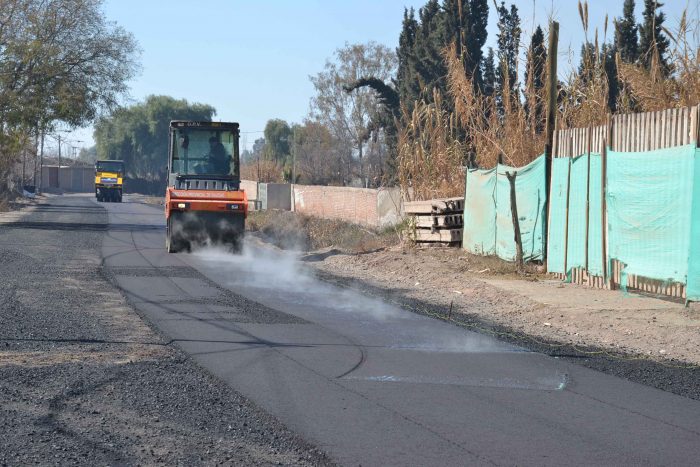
[506,171,523,272]
[602,115,611,288]
[563,140,572,277]
[543,21,560,267]
[585,126,592,273]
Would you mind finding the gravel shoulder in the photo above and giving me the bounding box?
[0,195,332,466]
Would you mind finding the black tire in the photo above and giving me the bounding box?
[166,214,188,253]
[226,238,243,254]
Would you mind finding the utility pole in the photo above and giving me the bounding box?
[292,129,296,184]
[22,145,26,188]
[32,131,38,190]
[39,130,45,194]
[57,134,62,189]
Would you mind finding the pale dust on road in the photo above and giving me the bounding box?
[312,246,700,366]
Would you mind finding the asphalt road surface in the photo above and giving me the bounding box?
[26,194,700,465]
[0,193,330,465]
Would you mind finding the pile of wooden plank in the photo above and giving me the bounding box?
[404,197,464,247]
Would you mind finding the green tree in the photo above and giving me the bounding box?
[603,44,619,112]
[441,0,489,91]
[262,119,292,161]
[482,47,496,98]
[0,0,138,129]
[495,2,521,115]
[396,8,420,114]
[93,95,215,186]
[413,0,446,100]
[524,26,547,131]
[252,137,265,161]
[638,0,670,73]
[0,0,138,193]
[614,0,639,63]
[77,146,98,165]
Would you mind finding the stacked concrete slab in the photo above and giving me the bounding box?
[405,197,464,247]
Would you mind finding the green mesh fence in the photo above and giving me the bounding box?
[547,154,604,277]
[607,145,698,300]
[547,144,699,301]
[463,155,546,261]
[688,148,700,301]
[463,167,497,256]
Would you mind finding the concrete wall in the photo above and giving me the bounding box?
[258,183,267,209]
[266,183,292,210]
[41,166,94,193]
[377,187,404,228]
[240,180,258,200]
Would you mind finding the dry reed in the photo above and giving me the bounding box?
[397,3,698,200]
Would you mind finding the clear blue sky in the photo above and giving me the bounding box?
[64,0,695,152]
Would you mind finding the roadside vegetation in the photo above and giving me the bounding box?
[0,0,139,199]
[235,0,698,203]
[247,210,400,253]
[396,0,700,200]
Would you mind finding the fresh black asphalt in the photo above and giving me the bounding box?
[97,194,700,466]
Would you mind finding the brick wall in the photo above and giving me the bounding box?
[293,185,380,227]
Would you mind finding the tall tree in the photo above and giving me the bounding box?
[396,8,420,113]
[0,0,139,130]
[638,0,670,73]
[93,96,215,185]
[614,0,639,63]
[0,0,139,193]
[482,47,496,98]
[440,0,489,92]
[495,2,522,114]
[603,44,619,112]
[466,0,490,91]
[412,0,446,101]
[291,121,341,185]
[262,119,292,161]
[309,42,396,187]
[524,26,547,131]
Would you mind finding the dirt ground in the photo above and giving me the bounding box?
[310,246,700,366]
[245,210,700,368]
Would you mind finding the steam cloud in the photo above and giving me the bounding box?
[191,238,511,354]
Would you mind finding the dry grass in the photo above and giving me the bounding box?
[240,159,284,183]
[617,11,700,112]
[397,4,699,201]
[397,43,547,201]
[397,89,467,201]
[247,210,398,253]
